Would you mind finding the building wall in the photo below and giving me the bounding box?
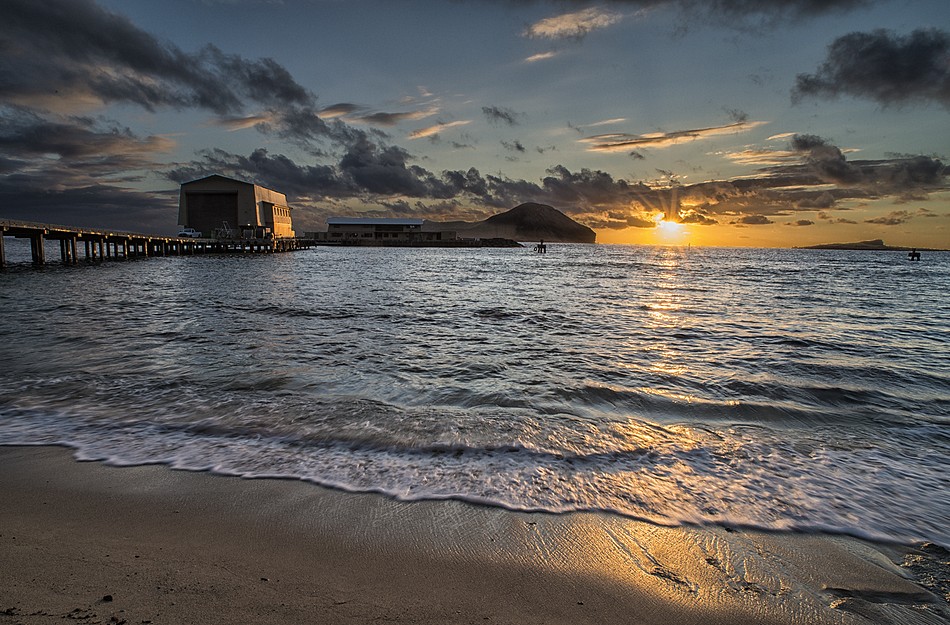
[327,223,420,241]
[259,194,294,238]
[182,192,238,239]
[320,221,455,243]
[179,176,295,239]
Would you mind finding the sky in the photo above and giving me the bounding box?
[1,0,949,247]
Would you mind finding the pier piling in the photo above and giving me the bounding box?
[1,219,313,268]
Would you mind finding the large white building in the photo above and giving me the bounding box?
[178,175,295,239]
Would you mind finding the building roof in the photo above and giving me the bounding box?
[327,217,425,226]
[180,174,281,196]
[181,174,252,187]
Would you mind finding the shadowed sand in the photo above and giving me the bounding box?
[1,446,947,624]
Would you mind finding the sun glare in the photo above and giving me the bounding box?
[653,213,685,239]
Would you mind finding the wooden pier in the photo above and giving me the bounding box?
[0,220,313,267]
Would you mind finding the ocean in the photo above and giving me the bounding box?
[1,241,947,547]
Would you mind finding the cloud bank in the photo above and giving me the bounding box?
[163,132,948,233]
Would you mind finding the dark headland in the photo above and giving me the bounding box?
[426,203,596,243]
[798,239,947,251]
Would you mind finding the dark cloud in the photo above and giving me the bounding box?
[442,168,491,198]
[818,211,859,224]
[749,135,948,201]
[865,210,913,225]
[684,0,871,18]
[538,165,653,210]
[0,106,172,163]
[724,108,749,123]
[0,178,175,233]
[379,199,413,214]
[736,215,774,225]
[789,134,863,184]
[873,155,947,192]
[482,106,521,126]
[166,147,347,199]
[339,135,454,198]
[0,105,178,231]
[356,109,437,126]
[788,219,815,226]
[585,212,656,229]
[796,191,837,209]
[502,140,527,153]
[0,0,370,154]
[1,0,311,114]
[679,211,717,225]
[793,29,950,108]
[357,112,411,126]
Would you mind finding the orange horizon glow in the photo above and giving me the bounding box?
[593,214,950,248]
[589,191,950,248]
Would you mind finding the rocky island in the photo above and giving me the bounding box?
[426,203,596,244]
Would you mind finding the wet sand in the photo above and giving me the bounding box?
[1,446,947,625]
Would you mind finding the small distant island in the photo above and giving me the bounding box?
[798,239,947,251]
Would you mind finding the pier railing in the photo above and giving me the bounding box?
[0,220,313,267]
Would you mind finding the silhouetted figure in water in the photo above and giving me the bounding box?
[535,239,547,254]
[908,248,921,261]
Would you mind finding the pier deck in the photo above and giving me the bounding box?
[0,220,312,267]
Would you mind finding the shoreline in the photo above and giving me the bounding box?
[2,445,948,624]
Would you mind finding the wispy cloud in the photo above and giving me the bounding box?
[409,120,471,139]
[586,118,628,128]
[524,51,558,63]
[523,7,623,40]
[212,114,274,131]
[581,120,768,152]
[356,106,439,126]
[723,148,798,166]
[318,103,362,119]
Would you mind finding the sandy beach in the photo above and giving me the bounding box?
[0,446,947,625]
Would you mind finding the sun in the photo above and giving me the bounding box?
[653,212,685,237]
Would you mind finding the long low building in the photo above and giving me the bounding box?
[315,217,456,244]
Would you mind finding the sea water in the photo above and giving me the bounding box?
[1,242,947,547]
